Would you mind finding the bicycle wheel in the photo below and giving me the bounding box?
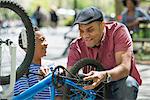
[67,58,105,99]
[0,1,35,85]
[69,58,104,75]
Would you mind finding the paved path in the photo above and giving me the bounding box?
[137,64,150,100]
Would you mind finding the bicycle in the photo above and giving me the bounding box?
[0,0,34,98]
[13,58,107,100]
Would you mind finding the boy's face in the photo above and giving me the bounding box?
[34,31,48,58]
[79,21,104,48]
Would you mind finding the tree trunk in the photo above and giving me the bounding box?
[115,0,123,20]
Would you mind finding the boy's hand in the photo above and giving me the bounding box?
[38,66,50,79]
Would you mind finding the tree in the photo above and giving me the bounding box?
[114,0,123,20]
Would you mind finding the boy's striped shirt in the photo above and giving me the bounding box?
[14,63,62,99]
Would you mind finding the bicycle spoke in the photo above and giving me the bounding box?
[65,58,105,100]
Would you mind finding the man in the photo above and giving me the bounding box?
[49,8,58,28]
[32,6,43,27]
[67,6,142,100]
[14,27,62,99]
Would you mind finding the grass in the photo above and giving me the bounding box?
[135,51,150,61]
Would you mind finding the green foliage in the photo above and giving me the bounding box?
[0,9,21,20]
[64,16,74,26]
[135,51,150,61]
[76,0,115,16]
[76,0,93,9]
[27,0,50,16]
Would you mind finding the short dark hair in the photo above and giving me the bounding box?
[122,0,138,7]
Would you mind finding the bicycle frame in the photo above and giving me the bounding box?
[13,73,96,100]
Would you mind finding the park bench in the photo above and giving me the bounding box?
[133,38,150,54]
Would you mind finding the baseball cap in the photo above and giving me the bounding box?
[73,6,103,25]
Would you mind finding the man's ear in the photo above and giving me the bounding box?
[99,21,105,31]
[101,21,105,28]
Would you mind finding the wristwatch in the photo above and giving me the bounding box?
[104,72,112,83]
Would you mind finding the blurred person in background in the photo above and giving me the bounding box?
[32,6,43,27]
[49,7,58,28]
[0,19,2,27]
[147,7,150,16]
[120,0,149,38]
[0,16,3,27]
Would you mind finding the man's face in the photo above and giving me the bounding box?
[79,21,104,48]
[34,31,48,58]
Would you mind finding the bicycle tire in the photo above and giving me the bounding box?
[66,58,105,99]
[69,58,104,77]
[0,0,35,85]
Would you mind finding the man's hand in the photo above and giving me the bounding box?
[83,71,107,90]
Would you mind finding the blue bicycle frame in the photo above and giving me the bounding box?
[13,73,96,100]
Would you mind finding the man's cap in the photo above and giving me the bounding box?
[73,6,103,25]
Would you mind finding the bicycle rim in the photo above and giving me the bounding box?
[67,58,105,100]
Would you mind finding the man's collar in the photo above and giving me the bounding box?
[101,26,106,43]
